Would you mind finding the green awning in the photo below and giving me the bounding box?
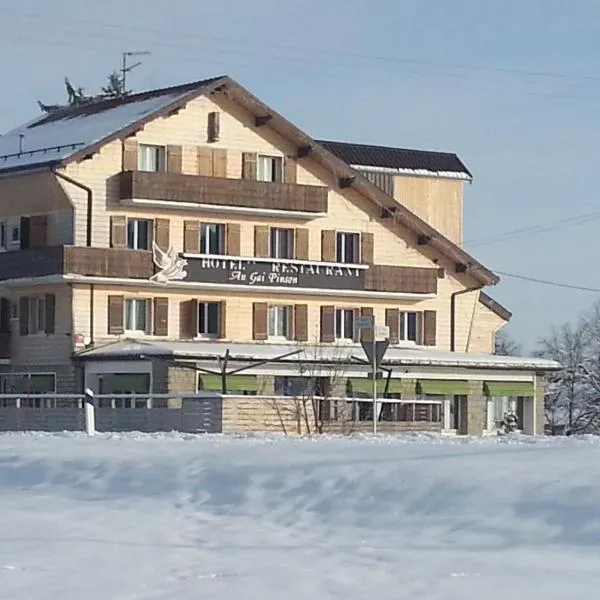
[484,382,534,397]
[199,374,222,392]
[385,379,405,394]
[417,380,470,396]
[227,375,258,393]
[347,378,384,395]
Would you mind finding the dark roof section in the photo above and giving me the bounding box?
[317,140,472,179]
[29,76,226,128]
[479,292,512,321]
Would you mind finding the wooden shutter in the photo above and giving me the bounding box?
[180,299,198,339]
[385,308,399,344]
[154,218,170,249]
[153,297,169,336]
[284,156,297,183]
[107,295,124,335]
[242,152,258,180]
[198,147,213,176]
[361,232,374,264]
[253,302,268,340]
[183,220,200,253]
[423,310,437,346]
[295,228,309,260]
[320,305,335,343]
[254,225,270,258]
[29,215,48,249]
[225,223,241,256]
[213,149,228,177]
[166,145,182,173]
[321,230,336,262]
[110,216,127,249]
[218,301,227,339]
[207,111,220,143]
[294,304,308,342]
[122,138,138,171]
[44,294,55,334]
[19,297,29,336]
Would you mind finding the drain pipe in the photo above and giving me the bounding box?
[52,169,93,247]
[450,285,483,352]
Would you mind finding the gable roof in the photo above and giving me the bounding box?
[0,76,226,173]
[317,140,472,180]
[0,75,498,286]
[479,292,512,321]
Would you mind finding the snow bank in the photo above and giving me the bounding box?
[1,433,599,599]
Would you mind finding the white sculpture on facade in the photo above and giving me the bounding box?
[150,242,188,284]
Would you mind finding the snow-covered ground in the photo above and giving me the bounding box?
[1,433,600,599]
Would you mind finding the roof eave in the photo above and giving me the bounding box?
[221,79,498,287]
[479,292,512,321]
[0,159,63,177]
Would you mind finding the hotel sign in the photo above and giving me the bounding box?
[184,257,365,290]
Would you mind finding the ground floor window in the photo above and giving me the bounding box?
[0,372,56,394]
[343,398,442,423]
[274,376,330,397]
[487,396,524,430]
[97,373,151,395]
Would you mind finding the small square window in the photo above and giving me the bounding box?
[200,223,225,254]
[138,144,166,172]
[336,232,360,263]
[270,228,294,259]
[127,219,153,250]
[124,299,149,332]
[268,305,292,339]
[257,155,283,182]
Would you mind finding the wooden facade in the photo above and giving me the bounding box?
[0,77,546,436]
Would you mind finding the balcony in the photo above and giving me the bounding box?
[0,247,153,282]
[117,170,329,215]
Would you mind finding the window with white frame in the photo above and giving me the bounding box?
[28,296,46,334]
[270,228,294,259]
[200,223,225,254]
[257,155,283,182]
[336,232,360,263]
[399,311,421,342]
[198,302,220,336]
[335,308,355,340]
[268,305,292,339]
[127,219,153,250]
[124,299,149,332]
[138,144,166,172]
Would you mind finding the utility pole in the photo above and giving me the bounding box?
[121,51,151,95]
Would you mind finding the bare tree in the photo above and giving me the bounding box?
[266,342,353,435]
[536,303,600,434]
[494,330,522,356]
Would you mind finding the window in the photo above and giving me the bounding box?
[270,228,294,259]
[268,305,292,339]
[400,312,422,342]
[138,144,166,172]
[257,155,283,182]
[335,308,355,340]
[274,376,330,397]
[0,221,6,251]
[200,223,225,254]
[11,225,19,243]
[336,232,360,263]
[124,299,149,332]
[0,372,56,394]
[198,302,220,336]
[127,219,153,250]
[28,296,46,334]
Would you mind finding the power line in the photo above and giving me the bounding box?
[5,7,600,86]
[495,271,600,293]
[464,210,600,249]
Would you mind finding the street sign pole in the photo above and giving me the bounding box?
[372,331,377,434]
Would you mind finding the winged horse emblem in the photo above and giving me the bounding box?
[150,242,188,284]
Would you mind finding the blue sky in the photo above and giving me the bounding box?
[2,0,600,352]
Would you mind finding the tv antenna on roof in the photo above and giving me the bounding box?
[121,51,151,95]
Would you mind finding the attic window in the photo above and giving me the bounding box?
[207,111,220,143]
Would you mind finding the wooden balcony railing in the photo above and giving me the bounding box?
[118,170,329,214]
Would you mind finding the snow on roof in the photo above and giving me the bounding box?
[0,78,225,174]
[76,339,561,371]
